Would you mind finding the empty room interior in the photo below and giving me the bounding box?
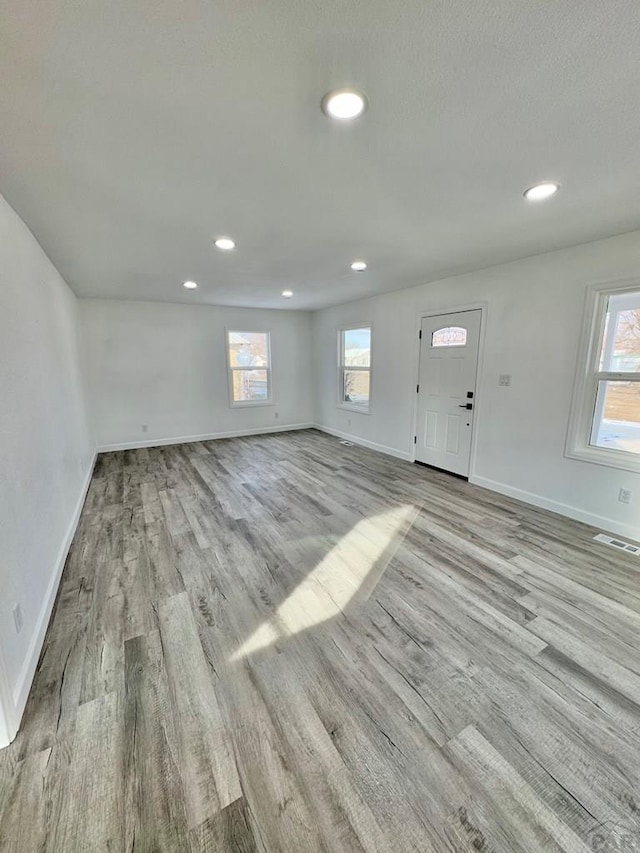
[2,2,640,851]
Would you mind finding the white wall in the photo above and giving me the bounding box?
[0,194,93,746]
[80,299,315,449]
[313,231,640,541]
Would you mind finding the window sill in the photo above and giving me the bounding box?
[337,403,371,415]
[230,401,275,409]
[565,443,640,474]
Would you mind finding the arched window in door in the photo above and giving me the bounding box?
[431,326,467,347]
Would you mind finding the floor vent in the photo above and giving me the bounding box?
[339,440,354,446]
[593,533,640,555]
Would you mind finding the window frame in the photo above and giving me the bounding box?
[565,281,640,473]
[337,323,372,414]
[225,329,273,408]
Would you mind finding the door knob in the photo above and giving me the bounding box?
[458,403,473,410]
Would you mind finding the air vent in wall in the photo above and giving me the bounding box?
[593,533,640,555]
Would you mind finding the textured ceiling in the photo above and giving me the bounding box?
[2,0,640,310]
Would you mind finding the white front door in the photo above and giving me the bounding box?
[415,309,481,477]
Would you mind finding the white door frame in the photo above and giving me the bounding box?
[409,302,488,478]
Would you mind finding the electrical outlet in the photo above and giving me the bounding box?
[274,411,279,420]
[498,374,512,386]
[141,424,149,433]
[13,603,23,634]
[619,488,632,504]
[348,418,352,427]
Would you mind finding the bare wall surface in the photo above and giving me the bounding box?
[312,231,640,540]
[80,299,315,449]
[0,194,93,744]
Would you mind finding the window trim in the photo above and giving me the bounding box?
[565,280,640,473]
[337,323,372,414]
[225,329,273,408]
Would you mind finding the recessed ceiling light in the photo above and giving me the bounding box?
[183,280,198,289]
[350,260,367,272]
[282,289,293,298]
[322,89,367,120]
[523,182,560,202]
[214,237,236,250]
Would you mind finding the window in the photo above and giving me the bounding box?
[338,326,371,412]
[566,285,640,471]
[226,331,271,406]
[431,326,467,347]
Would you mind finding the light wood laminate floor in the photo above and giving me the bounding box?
[2,429,640,852]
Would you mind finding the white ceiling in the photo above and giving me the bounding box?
[2,0,640,310]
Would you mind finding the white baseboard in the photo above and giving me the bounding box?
[0,643,16,749]
[97,422,315,453]
[312,424,411,461]
[8,451,98,740]
[470,474,639,542]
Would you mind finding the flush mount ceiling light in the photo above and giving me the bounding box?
[183,280,198,289]
[350,260,367,271]
[282,289,293,298]
[214,236,236,250]
[322,89,367,120]
[523,182,560,202]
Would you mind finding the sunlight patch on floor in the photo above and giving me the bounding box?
[230,502,421,661]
